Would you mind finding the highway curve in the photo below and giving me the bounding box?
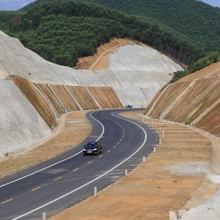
[0,109,159,220]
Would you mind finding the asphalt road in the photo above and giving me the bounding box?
[0,109,159,220]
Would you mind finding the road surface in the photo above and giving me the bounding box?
[0,109,159,220]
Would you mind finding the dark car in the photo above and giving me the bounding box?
[83,141,103,156]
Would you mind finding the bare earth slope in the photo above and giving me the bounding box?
[144,62,220,137]
[75,38,134,70]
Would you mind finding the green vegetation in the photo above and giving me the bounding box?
[0,11,24,30]
[184,118,192,125]
[1,0,203,67]
[170,52,220,83]
[77,0,220,54]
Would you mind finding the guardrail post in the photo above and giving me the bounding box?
[94,187,97,197]
[125,169,128,177]
[42,212,46,220]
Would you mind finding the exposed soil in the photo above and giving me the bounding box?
[49,85,80,111]
[195,103,220,136]
[12,75,57,129]
[75,38,134,70]
[74,37,186,72]
[147,81,189,118]
[178,62,220,82]
[36,84,66,117]
[67,86,99,110]
[144,61,220,137]
[88,87,123,109]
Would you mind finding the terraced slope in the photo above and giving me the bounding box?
[144,62,220,137]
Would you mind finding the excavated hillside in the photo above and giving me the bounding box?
[12,75,122,129]
[75,38,134,70]
[44,62,220,220]
[0,31,182,159]
[144,62,220,136]
[3,30,220,220]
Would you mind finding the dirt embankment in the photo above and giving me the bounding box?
[144,62,220,137]
[75,38,134,70]
[12,76,123,131]
[88,87,123,109]
[12,76,57,129]
[66,86,98,110]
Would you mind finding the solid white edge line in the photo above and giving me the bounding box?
[0,112,104,188]
[90,112,105,142]
[12,111,147,220]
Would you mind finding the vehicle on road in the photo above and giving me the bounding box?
[83,141,103,156]
[125,104,133,108]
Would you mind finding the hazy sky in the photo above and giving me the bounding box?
[0,0,220,11]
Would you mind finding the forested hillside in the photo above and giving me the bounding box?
[0,11,23,30]
[0,1,203,68]
[170,51,220,83]
[19,0,195,46]
[76,0,220,54]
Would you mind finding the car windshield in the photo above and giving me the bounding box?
[85,142,97,148]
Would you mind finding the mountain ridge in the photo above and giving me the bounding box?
[0,0,207,68]
[75,0,220,54]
